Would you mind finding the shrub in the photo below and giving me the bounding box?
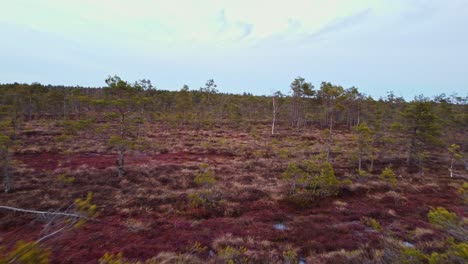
[381,238,426,264]
[283,249,299,264]
[57,173,75,184]
[281,157,349,207]
[427,207,466,242]
[187,241,207,255]
[399,248,427,264]
[99,252,128,264]
[358,169,369,177]
[217,246,249,264]
[3,241,50,264]
[309,161,340,198]
[458,182,468,205]
[194,163,216,187]
[74,192,98,227]
[278,148,289,159]
[428,238,468,264]
[54,134,72,142]
[281,163,308,194]
[281,157,341,203]
[99,252,202,264]
[380,166,397,186]
[188,190,224,210]
[428,207,459,229]
[361,217,381,231]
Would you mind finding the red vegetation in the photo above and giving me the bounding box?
[1,124,466,263]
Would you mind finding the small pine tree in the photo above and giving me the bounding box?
[194,163,216,187]
[353,123,375,172]
[402,99,442,171]
[380,166,397,186]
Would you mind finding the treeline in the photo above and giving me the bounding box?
[0,76,467,173]
[0,78,465,127]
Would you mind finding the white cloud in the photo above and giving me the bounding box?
[0,0,404,47]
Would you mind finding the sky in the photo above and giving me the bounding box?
[1,0,467,99]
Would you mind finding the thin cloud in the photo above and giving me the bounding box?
[304,9,372,41]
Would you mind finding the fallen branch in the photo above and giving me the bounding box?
[0,205,97,221]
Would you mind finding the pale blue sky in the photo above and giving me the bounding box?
[1,0,467,99]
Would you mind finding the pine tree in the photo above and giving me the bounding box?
[102,76,146,177]
[402,98,442,171]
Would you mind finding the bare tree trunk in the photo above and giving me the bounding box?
[449,158,454,177]
[326,113,333,162]
[118,148,125,177]
[3,149,10,193]
[117,112,126,177]
[356,103,361,126]
[63,92,67,120]
[28,95,33,121]
[407,129,417,166]
[271,95,277,135]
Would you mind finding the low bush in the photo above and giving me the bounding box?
[1,241,50,264]
[427,237,468,264]
[57,173,75,184]
[380,166,397,186]
[458,182,468,205]
[74,192,98,227]
[188,189,224,210]
[281,157,345,206]
[361,217,381,231]
[194,163,216,187]
[216,246,249,264]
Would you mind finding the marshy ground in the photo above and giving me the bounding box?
[1,121,466,263]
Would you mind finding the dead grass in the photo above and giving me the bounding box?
[1,122,465,263]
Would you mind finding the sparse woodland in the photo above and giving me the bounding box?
[0,76,467,263]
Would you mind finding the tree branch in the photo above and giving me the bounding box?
[0,205,97,221]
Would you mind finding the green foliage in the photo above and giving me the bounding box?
[361,217,381,231]
[99,252,127,264]
[428,238,468,264]
[353,123,376,170]
[428,207,459,229]
[107,135,133,149]
[380,166,397,186]
[448,144,463,160]
[187,241,207,254]
[57,173,75,184]
[390,122,404,132]
[399,248,427,264]
[282,157,341,205]
[74,192,98,227]
[194,163,216,187]
[3,241,50,264]
[310,161,340,197]
[54,134,72,142]
[0,121,19,193]
[0,135,12,148]
[278,148,290,159]
[99,252,158,264]
[358,169,369,176]
[402,99,442,168]
[428,207,467,242]
[61,119,94,135]
[282,249,299,264]
[188,190,224,210]
[458,182,468,204]
[282,163,309,191]
[217,246,249,264]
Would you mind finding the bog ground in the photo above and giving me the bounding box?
[0,121,466,263]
